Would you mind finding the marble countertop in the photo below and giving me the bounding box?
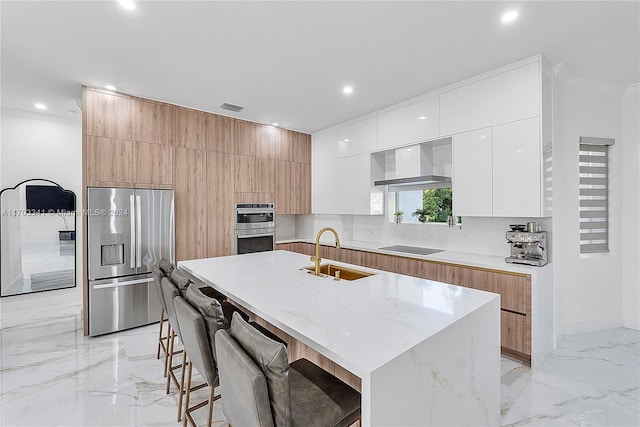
[179,250,498,378]
[276,238,550,277]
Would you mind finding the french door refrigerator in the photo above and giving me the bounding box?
[87,187,174,336]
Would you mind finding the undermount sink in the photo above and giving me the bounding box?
[303,264,374,281]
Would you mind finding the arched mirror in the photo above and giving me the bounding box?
[1,179,76,297]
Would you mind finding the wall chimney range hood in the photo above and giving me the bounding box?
[373,138,452,192]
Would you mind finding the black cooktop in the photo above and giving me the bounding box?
[378,245,444,256]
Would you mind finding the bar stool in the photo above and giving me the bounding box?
[151,265,170,366]
[216,312,361,427]
[174,291,225,427]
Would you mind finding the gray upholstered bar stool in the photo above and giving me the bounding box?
[174,289,226,427]
[216,312,361,427]
[151,265,169,368]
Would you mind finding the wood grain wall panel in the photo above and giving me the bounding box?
[86,136,133,183]
[85,90,134,140]
[205,114,235,153]
[207,151,235,257]
[134,100,173,145]
[174,147,207,261]
[276,129,294,162]
[174,107,205,150]
[132,142,173,186]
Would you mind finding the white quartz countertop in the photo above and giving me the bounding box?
[276,238,550,277]
[179,250,498,378]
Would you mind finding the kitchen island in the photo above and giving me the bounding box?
[179,250,500,426]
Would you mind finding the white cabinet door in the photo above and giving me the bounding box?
[337,117,377,157]
[337,157,353,214]
[312,159,338,214]
[452,128,493,216]
[492,117,541,217]
[336,154,383,215]
[312,128,338,163]
[440,62,540,135]
[377,97,439,150]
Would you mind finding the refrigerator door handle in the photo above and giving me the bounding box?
[136,195,142,268]
[129,195,136,269]
[92,277,154,290]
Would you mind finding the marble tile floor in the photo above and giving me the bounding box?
[0,301,638,426]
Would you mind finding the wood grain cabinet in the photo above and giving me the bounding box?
[174,148,208,261]
[134,100,173,145]
[283,242,532,364]
[85,89,135,140]
[86,136,133,185]
[174,107,206,150]
[276,160,310,214]
[207,151,235,257]
[132,142,173,186]
[278,129,311,163]
[205,114,235,153]
[235,120,277,158]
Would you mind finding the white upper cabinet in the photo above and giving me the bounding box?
[312,159,338,214]
[336,153,384,215]
[312,128,338,163]
[492,117,541,217]
[377,97,439,150]
[453,128,493,217]
[440,62,540,135]
[337,117,377,157]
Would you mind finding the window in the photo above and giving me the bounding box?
[579,136,614,254]
[394,188,453,224]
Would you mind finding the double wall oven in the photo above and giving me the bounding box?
[234,203,275,254]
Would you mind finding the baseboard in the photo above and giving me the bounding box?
[562,317,623,335]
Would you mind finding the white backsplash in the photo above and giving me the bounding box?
[289,214,552,259]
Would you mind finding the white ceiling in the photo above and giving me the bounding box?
[2,1,638,133]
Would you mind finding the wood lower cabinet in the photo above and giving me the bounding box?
[174,148,207,261]
[280,242,532,364]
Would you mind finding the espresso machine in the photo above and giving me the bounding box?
[505,222,547,266]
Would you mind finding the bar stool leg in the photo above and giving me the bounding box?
[166,331,176,394]
[207,386,215,427]
[177,349,188,422]
[163,323,172,378]
[156,307,166,359]
[182,361,193,427]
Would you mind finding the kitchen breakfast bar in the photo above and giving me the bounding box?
[179,250,500,426]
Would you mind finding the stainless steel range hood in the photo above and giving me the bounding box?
[374,175,452,192]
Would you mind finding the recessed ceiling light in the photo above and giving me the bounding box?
[272,122,279,127]
[343,139,349,142]
[418,116,427,120]
[501,10,518,23]
[118,0,136,10]
[105,84,116,91]
[407,148,413,151]
[343,86,353,95]
[34,103,47,110]
[480,135,487,139]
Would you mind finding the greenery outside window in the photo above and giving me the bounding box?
[394,188,453,224]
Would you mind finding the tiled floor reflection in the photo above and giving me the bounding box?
[1,301,638,426]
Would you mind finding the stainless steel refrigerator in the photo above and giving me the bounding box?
[87,187,174,336]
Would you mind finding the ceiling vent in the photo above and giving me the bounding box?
[220,102,244,112]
